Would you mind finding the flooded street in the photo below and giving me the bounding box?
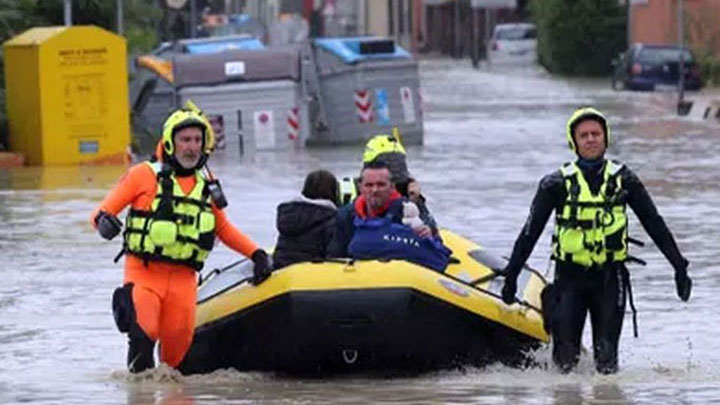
[1,58,719,404]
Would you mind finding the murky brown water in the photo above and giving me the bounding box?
[1,59,718,404]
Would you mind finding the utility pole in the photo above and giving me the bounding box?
[403,0,411,50]
[190,0,198,38]
[677,0,686,112]
[393,0,400,44]
[454,0,461,58]
[117,0,124,35]
[626,0,632,48]
[471,7,479,69]
[64,0,72,26]
[485,8,492,67]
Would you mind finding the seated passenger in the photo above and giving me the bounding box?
[272,169,339,270]
[329,161,450,272]
[338,133,439,234]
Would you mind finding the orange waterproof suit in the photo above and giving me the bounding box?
[92,163,258,367]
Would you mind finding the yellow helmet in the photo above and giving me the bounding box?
[362,134,409,184]
[184,100,215,151]
[362,134,406,163]
[161,104,215,156]
[565,107,610,153]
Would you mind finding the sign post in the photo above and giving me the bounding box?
[64,0,72,26]
[677,0,686,113]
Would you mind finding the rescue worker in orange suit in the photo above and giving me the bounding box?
[91,108,271,373]
[500,107,692,374]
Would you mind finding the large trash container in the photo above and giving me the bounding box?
[172,46,304,154]
[131,36,305,155]
[130,35,267,154]
[3,26,130,165]
[308,37,423,145]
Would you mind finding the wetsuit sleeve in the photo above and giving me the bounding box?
[623,168,689,271]
[213,207,260,258]
[504,171,564,278]
[417,195,439,235]
[90,164,152,228]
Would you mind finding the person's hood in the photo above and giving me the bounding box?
[276,195,337,237]
[291,194,337,209]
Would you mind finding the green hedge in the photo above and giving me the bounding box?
[696,52,720,87]
[531,0,627,76]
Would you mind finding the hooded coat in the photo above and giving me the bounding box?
[272,195,337,269]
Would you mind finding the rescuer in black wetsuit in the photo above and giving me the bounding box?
[500,107,692,374]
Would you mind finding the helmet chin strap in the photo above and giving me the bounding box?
[196,153,209,169]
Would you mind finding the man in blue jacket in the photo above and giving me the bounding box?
[328,160,432,257]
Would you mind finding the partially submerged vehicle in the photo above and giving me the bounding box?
[611,43,703,91]
[178,230,549,375]
[487,23,537,65]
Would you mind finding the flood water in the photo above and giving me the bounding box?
[1,58,718,404]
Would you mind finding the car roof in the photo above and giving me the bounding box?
[633,43,690,51]
[494,23,535,31]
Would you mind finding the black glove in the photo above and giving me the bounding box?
[674,266,692,302]
[95,210,122,240]
[251,249,271,285]
[501,277,518,305]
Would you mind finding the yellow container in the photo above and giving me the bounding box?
[3,26,130,165]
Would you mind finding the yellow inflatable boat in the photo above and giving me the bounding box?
[179,230,549,374]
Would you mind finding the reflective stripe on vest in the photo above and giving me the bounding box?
[123,162,216,270]
[551,160,627,267]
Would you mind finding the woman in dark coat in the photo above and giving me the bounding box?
[272,170,338,269]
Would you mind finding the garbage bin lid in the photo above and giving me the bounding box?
[314,37,411,64]
[183,36,265,55]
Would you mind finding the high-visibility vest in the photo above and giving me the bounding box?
[551,160,627,268]
[124,162,215,270]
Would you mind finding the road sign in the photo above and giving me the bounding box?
[354,89,374,123]
[399,86,415,124]
[254,110,275,149]
[375,88,390,126]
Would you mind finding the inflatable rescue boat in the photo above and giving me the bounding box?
[179,230,549,374]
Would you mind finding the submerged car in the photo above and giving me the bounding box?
[612,43,703,91]
[487,23,537,64]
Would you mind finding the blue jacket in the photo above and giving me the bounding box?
[348,216,452,272]
[327,198,405,258]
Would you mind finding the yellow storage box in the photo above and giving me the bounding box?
[3,26,130,165]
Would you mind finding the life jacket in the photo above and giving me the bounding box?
[348,215,452,272]
[552,160,628,268]
[123,162,216,270]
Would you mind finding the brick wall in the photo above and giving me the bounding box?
[631,0,720,57]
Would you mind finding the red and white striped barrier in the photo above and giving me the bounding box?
[287,107,300,140]
[354,89,374,123]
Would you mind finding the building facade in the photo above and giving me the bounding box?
[631,0,720,57]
